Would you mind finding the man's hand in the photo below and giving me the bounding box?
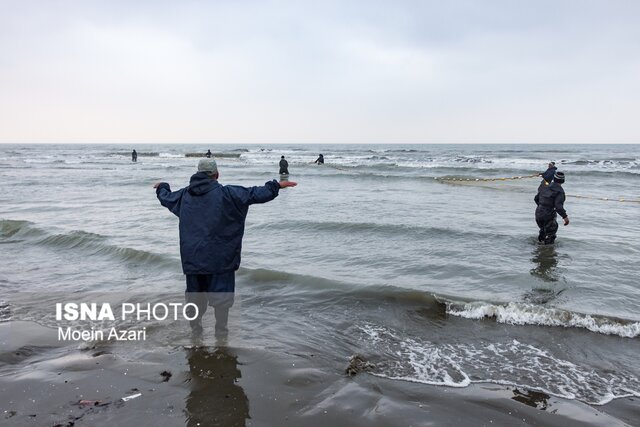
[563,216,570,226]
[279,181,297,189]
[153,182,162,189]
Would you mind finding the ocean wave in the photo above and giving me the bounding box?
[237,267,443,307]
[561,169,640,178]
[106,151,242,159]
[453,156,492,164]
[0,219,47,239]
[4,218,638,339]
[359,324,640,405]
[264,219,508,242]
[235,151,639,174]
[185,152,241,158]
[239,264,640,338]
[560,159,638,167]
[0,300,11,322]
[367,148,420,154]
[444,300,640,338]
[109,151,160,157]
[0,219,179,269]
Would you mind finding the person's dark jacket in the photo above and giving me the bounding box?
[156,172,280,274]
[279,159,289,174]
[534,181,567,219]
[541,166,557,183]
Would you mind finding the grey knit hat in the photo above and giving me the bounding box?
[198,158,218,174]
[553,171,565,183]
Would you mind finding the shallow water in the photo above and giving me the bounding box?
[0,143,639,405]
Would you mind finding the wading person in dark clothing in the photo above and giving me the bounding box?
[132,149,137,162]
[154,158,297,337]
[314,154,324,165]
[539,161,556,183]
[205,149,212,158]
[279,156,289,175]
[534,171,569,245]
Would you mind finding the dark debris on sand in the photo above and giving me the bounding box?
[345,354,376,377]
[160,370,172,382]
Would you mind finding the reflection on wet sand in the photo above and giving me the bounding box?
[185,346,249,427]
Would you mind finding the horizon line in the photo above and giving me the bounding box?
[1,141,639,145]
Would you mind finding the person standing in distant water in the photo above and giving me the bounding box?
[314,154,324,165]
[206,149,212,158]
[539,161,556,184]
[534,171,569,245]
[279,156,289,175]
[132,149,137,162]
[153,158,297,337]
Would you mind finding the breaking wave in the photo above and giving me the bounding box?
[444,300,640,338]
[0,300,11,322]
[240,264,640,339]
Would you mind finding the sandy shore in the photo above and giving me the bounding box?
[1,321,637,426]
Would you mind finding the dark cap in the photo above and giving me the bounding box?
[553,171,565,183]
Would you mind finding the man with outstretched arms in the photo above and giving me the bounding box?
[154,158,297,336]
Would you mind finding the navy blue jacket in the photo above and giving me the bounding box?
[534,181,567,219]
[156,172,280,274]
[541,166,557,183]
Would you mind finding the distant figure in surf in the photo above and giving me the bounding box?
[279,156,289,175]
[534,171,569,245]
[132,149,137,162]
[539,161,556,184]
[153,158,297,337]
[206,149,212,158]
[314,154,324,165]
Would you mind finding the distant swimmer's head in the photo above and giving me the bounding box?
[198,158,218,178]
[553,171,565,184]
[281,155,285,159]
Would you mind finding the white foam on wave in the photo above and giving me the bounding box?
[158,152,184,158]
[23,158,56,163]
[445,301,640,338]
[359,324,470,387]
[207,148,640,174]
[0,300,12,322]
[358,324,640,405]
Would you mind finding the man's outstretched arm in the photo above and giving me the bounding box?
[153,182,184,217]
[230,180,298,207]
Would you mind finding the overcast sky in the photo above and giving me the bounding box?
[1,0,639,143]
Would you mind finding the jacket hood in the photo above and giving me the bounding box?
[187,172,219,195]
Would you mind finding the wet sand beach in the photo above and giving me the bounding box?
[1,321,638,426]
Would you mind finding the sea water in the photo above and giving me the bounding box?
[0,143,638,405]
